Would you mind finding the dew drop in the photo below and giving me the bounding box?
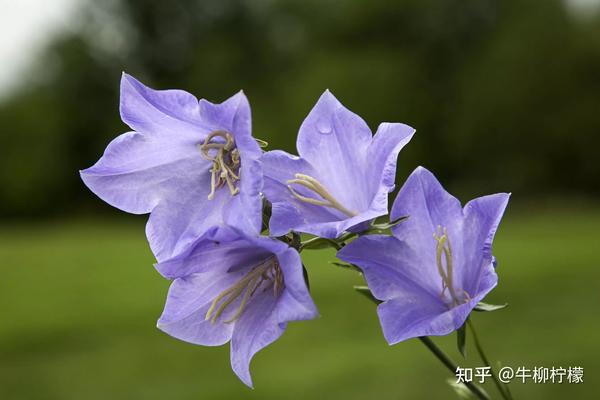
[316,119,332,135]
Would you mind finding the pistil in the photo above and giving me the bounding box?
[433,226,463,306]
[287,173,357,217]
[199,130,241,199]
[205,257,284,324]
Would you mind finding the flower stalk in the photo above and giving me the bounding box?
[355,284,490,400]
[419,336,491,400]
[467,318,514,400]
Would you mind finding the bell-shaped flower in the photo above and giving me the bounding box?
[338,167,509,344]
[261,90,415,238]
[80,74,262,261]
[154,226,318,387]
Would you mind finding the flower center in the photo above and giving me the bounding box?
[286,173,357,217]
[433,226,470,306]
[198,130,241,200]
[205,256,284,324]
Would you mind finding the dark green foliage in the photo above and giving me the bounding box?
[1,0,599,217]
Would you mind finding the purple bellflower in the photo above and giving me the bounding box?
[338,167,509,344]
[155,226,318,387]
[261,90,415,239]
[80,74,262,261]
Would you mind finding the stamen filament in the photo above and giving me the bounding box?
[210,285,246,323]
[208,165,218,200]
[205,257,284,324]
[434,226,462,306]
[205,284,240,322]
[223,277,257,323]
[286,173,357,217]
[199,130,241,199]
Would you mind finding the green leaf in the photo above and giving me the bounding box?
[363,215,409,235]
[300,237,341,250]
[353,286,381,304]
[291,232,302,250]
[330,261,362,272]
[374,215,409,230]
[302,264,310,290]
[261,199,272,233]
[457,323,467,358]
[473,302,508,312]
[255,138,269,148]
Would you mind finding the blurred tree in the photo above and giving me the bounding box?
[0,0,598,218]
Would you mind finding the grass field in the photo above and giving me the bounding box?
[0,208,598,399]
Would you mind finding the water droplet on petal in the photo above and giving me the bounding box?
[316,119,332,135]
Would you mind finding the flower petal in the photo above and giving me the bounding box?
[120,73,209,139]
[154,226,271,279]
[292,209,385,239]
[366,123,415,213]
[263,94,414,238]
[80,131,203,214]
[262,149,391,238]
[199,91,261,160]
[224,158,263,235]
[460,193,510,294]
[226,238,317,387]
[376,264,496,345]
[377,296,447,345]
[145,167,265,262]
[339,234,498,344]
[230,289,284,388]
[157,271,238,347]
[145,175,233,261]
[157,228,317,387]
[391,166,464,269]
[274,247,319,322]
[86,76,265,261]
[261,150,342,236]
[337,235,442,300]
[141,91,263,258]
[296,90,373,211]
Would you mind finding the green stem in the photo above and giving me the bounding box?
[357,287,489,399]
[294,224,503,400]
[299,236,342,251]
[467,318,513,400]
[299,231,355,251]
[418,336,490,400]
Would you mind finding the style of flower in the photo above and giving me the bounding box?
[261,90,415,239]
[338,167,510,344]
[155,226,318,387]
[80,73,263,261]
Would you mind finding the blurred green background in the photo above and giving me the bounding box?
[0,0,598,398]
